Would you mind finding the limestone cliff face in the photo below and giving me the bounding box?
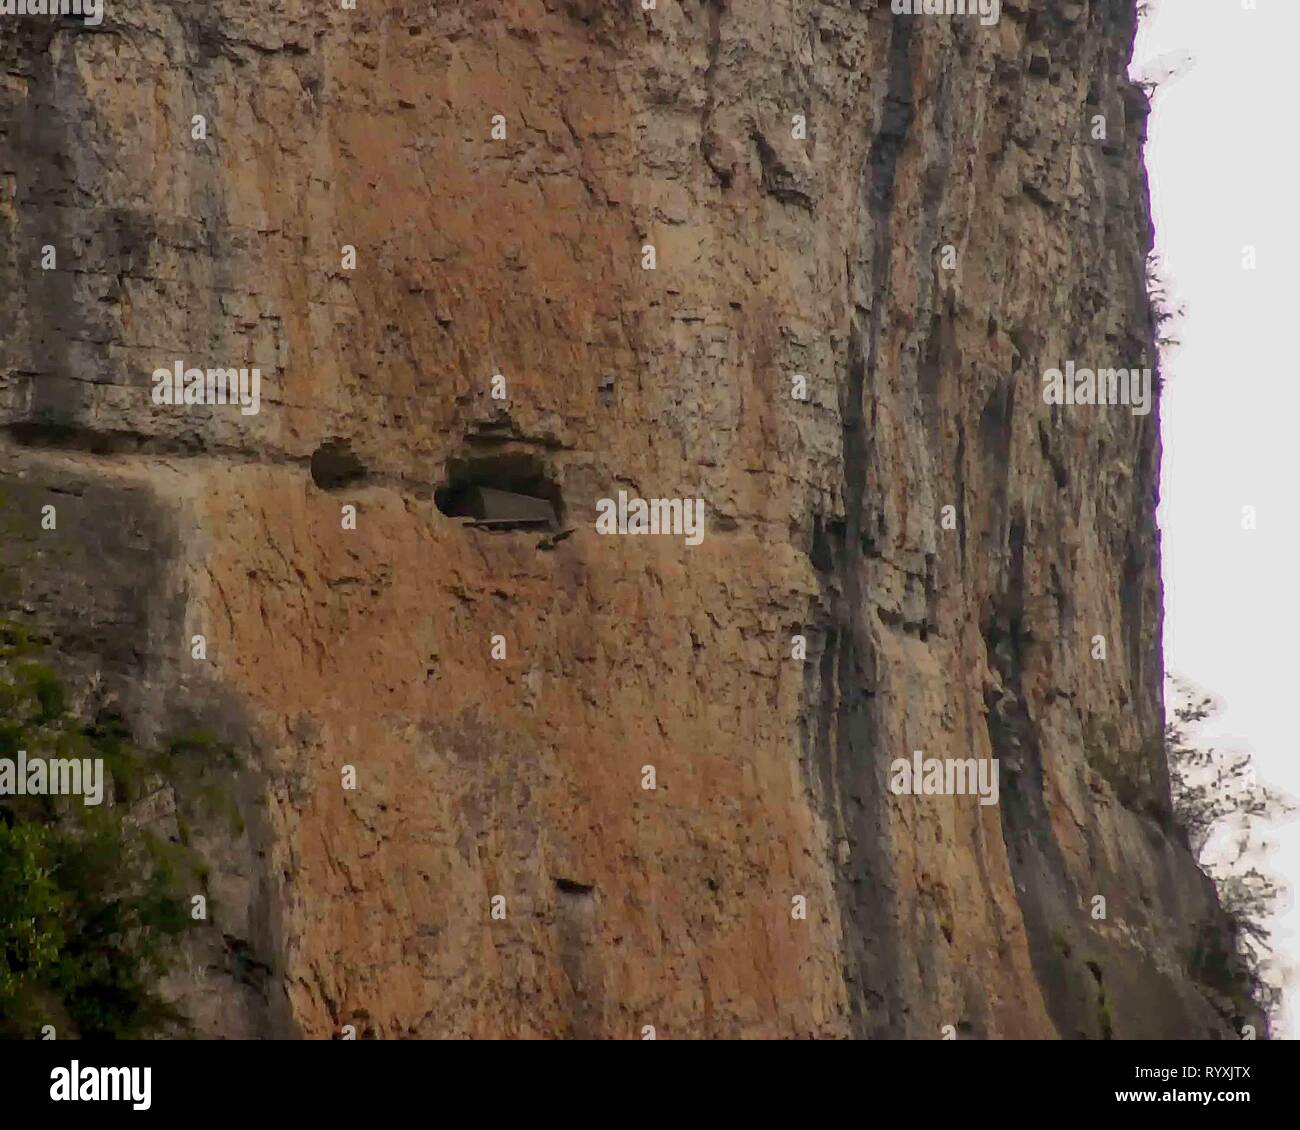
[0,1,1251,1039]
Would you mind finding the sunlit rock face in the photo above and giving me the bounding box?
[0,1,1254,1039]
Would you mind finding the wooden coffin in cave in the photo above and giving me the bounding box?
[461,486,556,527]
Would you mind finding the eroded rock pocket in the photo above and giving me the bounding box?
[310,440,367,491]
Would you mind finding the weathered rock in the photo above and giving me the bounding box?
[0,1,1255,1038]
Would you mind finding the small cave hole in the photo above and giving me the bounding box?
[310,440,367,490]
[434,453,562,532]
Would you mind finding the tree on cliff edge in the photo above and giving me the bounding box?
[1166,676,1292,1023]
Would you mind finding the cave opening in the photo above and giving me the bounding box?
[310,440,367,491]
[434,452,562,531]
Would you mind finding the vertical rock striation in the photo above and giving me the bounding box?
[0,0,1253,1038]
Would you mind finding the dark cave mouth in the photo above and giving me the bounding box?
[434,453,563,531]
[310,440,367,491]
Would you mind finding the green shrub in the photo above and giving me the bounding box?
[0,620,222,1039]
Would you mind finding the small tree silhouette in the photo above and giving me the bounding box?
[1166,677,1292,1019]
[1145,251,1186,354]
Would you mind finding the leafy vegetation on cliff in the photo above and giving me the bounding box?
[1166,678,1292,1024]
[0,619,208,1039]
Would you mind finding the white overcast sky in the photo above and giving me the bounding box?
[1134,0,1298,1037]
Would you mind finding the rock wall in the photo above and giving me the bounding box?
[0,0,1253,1038]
